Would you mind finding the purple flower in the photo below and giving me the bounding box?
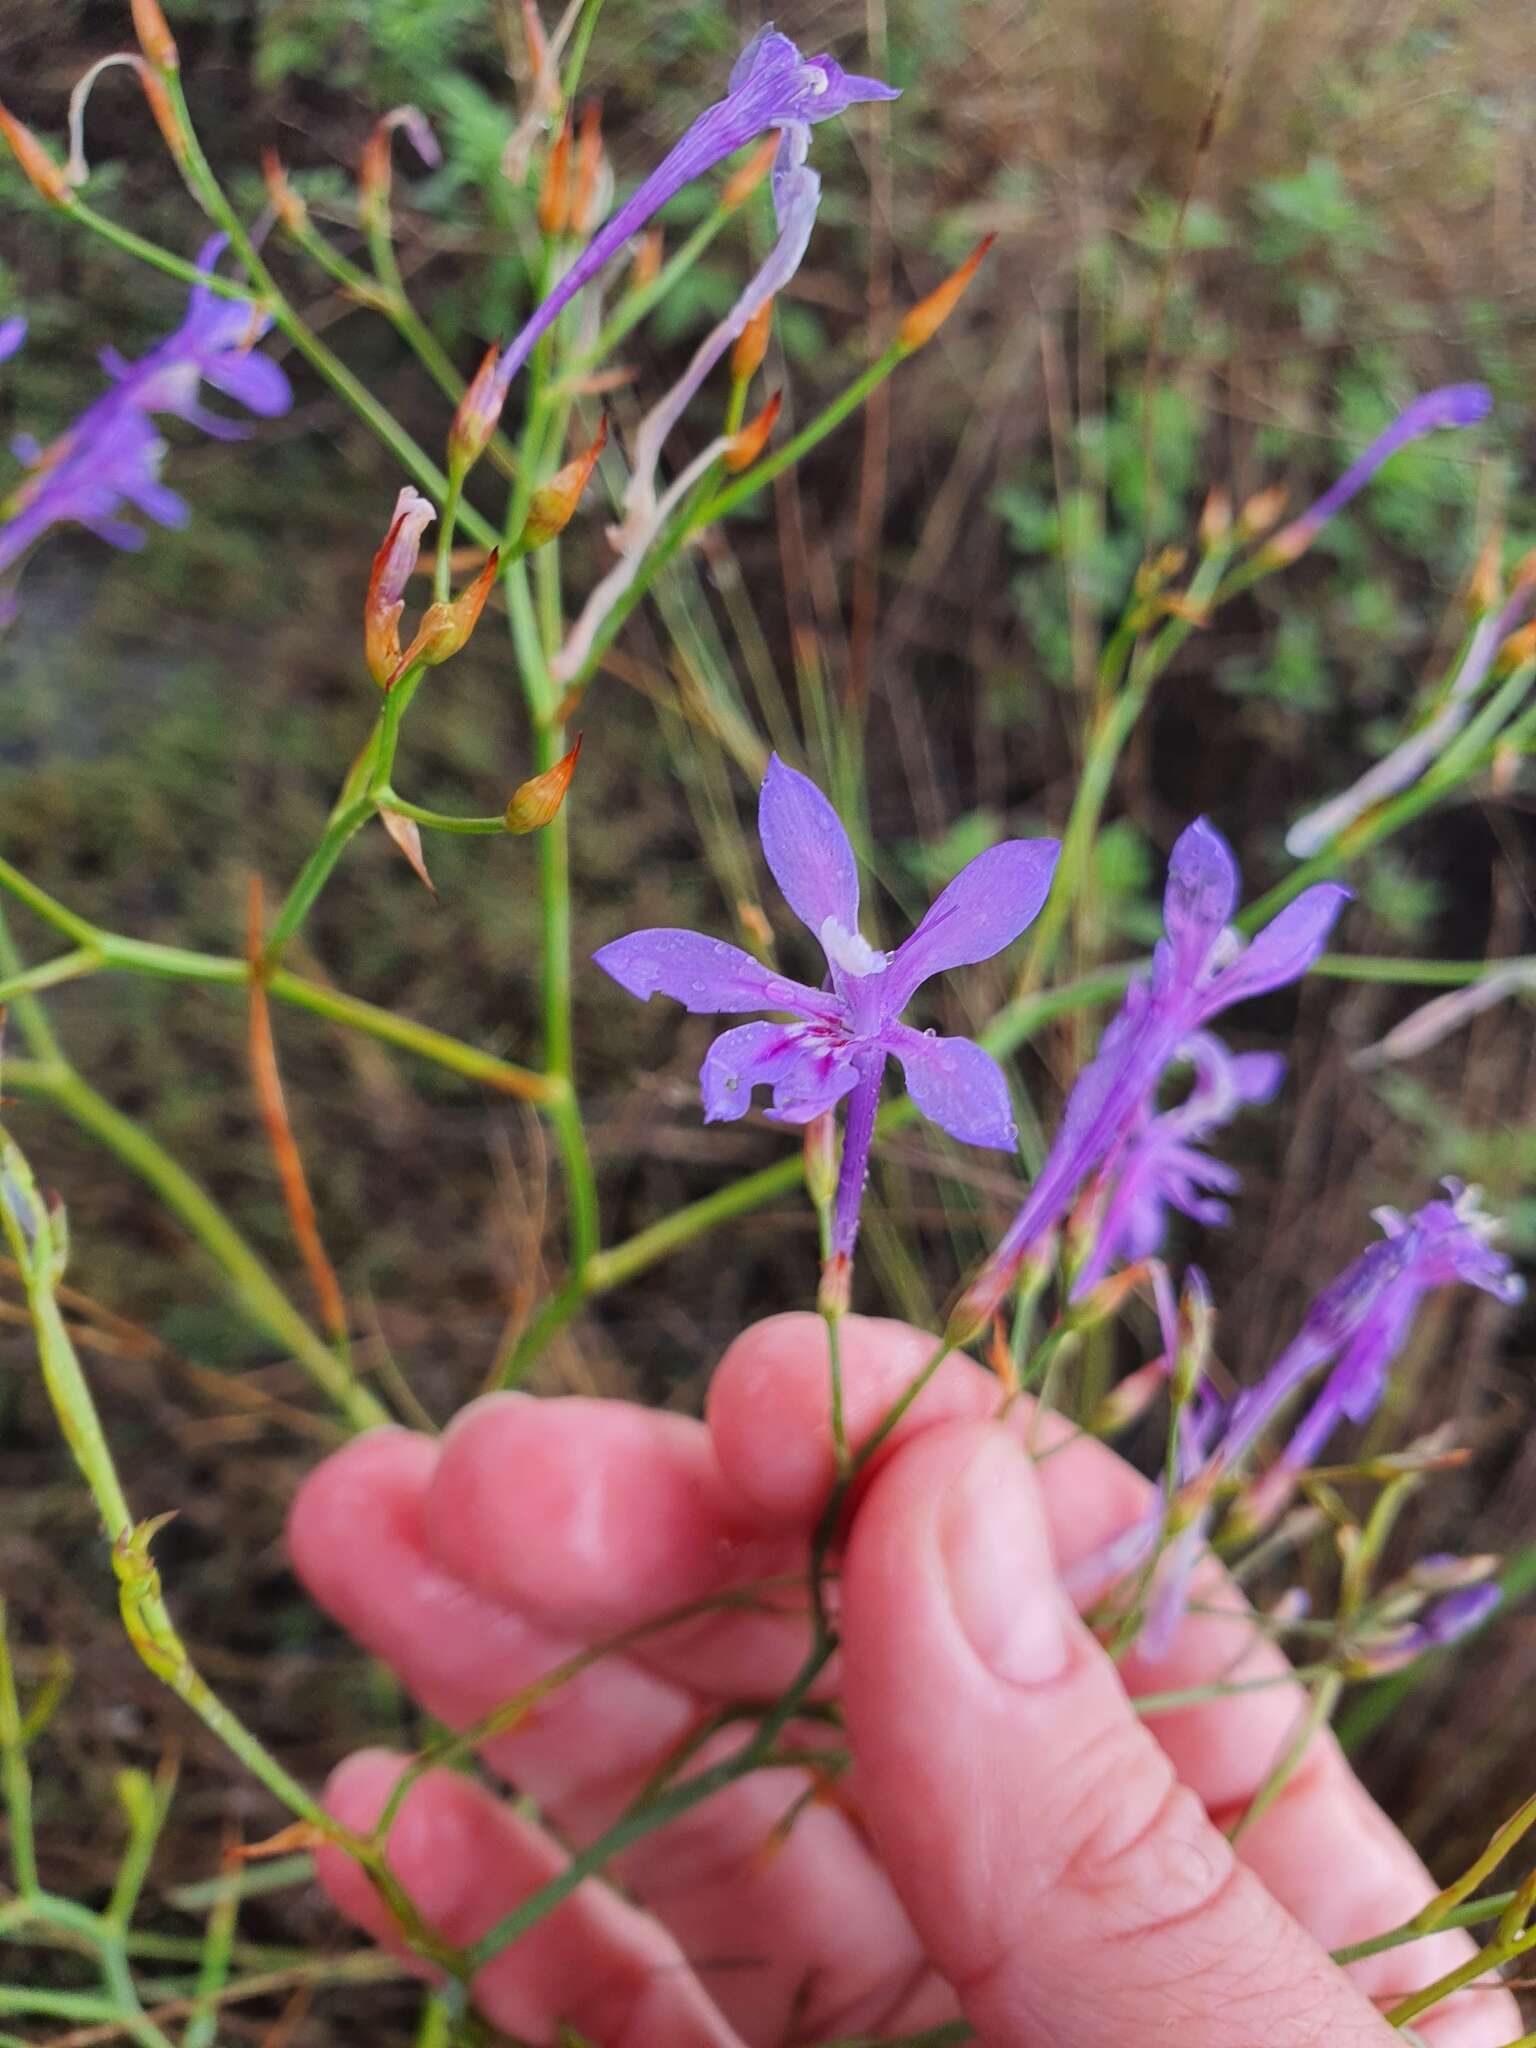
[1226,1180,1524,1476]
[1269,383,1491,561]
[1362,1582,1502,1673]
[595,754,1058,1260]
[492,28,896,411]
[962,819,1349,1322]
[617,131,822,540]
[1071,1032,1284,1296]
[0,316,25,366]
[0,407,186,574]
[0,238,289,585]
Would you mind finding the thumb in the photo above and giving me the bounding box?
[840,1421,1396,2048]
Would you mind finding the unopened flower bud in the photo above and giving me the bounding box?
[359,106,439,234]
[732,297,773,386]
[1225,1462,1297,1544]
[262,148,308,235]
[449,343,504,476]
[1467,527,1504,618]
[505,734,582,833]
[131,0,179,70]
[898,234,995,352]
[570,99,604,236]
[135,61,185,164]
[724,390,781,472]
[397,548,500,677]
[1088,1357,1167,1435]
[365,487,436,686]
[0,101,73,207]
[1237,483,1290,545]
[1133,544,1187,599]
[1198,487,1232,547]
[629,228,663,293]
[1065,1260,1151,1331]
[1406,1551,1501,1595]
[517,415,607,550]
[720,133,777,211]
[537,113,573,237]
[984,1316,1020,1395]
[803,1110,838,1209]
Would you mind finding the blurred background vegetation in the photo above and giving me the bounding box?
[2,0,1535,2029]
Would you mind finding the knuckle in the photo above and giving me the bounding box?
[1053,1731,1236,1938]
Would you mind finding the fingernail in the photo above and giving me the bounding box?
[941,1434,1069,1684]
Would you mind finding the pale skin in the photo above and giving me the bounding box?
[288,1314,1521,2047]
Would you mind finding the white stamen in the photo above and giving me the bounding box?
[820,917,886,978]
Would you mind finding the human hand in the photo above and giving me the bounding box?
[288,1314,1519,2046]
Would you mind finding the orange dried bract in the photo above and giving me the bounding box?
[131,0,179,69]
[731,298,773,385]
[720,134,777,211]
[538,113,573,237]
[519,416,607,550]
[0,102,72,206]
[724,390,781,472]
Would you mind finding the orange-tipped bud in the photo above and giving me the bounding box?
[397,548,500,679]
[517,416,607,551]
[1238,483,1290,544]
[0,102,72,207]
[817,1251,851,1319]
[720,133,777,211]
[449,343,504,476]
[1198,487,1232,547]
[137,61,186,164]
[1496,618,1536,676]
[537,113,573,237]
[570,99,604,236]
[131,0,179,69]
[1467,526,1504,617]
[358,123,392,229]
[1088,1358,1169,1436]
[262,148,308,235]
[629,227,663,293]
[984,1316,1020,1396]
[505,734,582,833]
[898,234,995,352]
[365,487,436,686]
[803,1109,838,1209]
[724,390,781,472]
[732,298,773,386]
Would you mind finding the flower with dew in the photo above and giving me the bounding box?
[595,754,1058,1265]
[957,818,1350,1330]
[490,26,896,413]
[1265,383,1492,566]
[1,236,290,588]
[1069,1032,1284,1297]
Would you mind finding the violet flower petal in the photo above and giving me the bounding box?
[700,1019,856,1124]
[1161,817,1240,987]
[593,925,835,1018]
[1199,883,1352,1015]
[1282,384,1492,550]
[757,752,861,941]
[0,316,24,365]
[881,837,1060,1012]
[201,350,293,419]
[886,1023,1017,1149]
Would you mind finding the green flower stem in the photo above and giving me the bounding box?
[0,1609,39,1899]
[377,795,509,834]
[6,1057,386,1430]
[1021,542,1234,987]
[1387,1916,1536,2030]
[0,1144,467,1979]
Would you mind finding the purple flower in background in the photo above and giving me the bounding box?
[1,237,290,586]
[0,316,25,365]
[1268,383,1491,562]
[1360,1582,1502,1674]
[596,755,1058,1261]
[492,27,897,410]
[1071,1032,1284,1296]
[1226,1180,1524,1480]
[92,235,291,438]
[0,407,186,574]
[617,130,822,539]
[961,819,1349,1325]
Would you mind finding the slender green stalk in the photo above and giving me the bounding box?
[6,1058,385,1429]
[0,1610,38,1899]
